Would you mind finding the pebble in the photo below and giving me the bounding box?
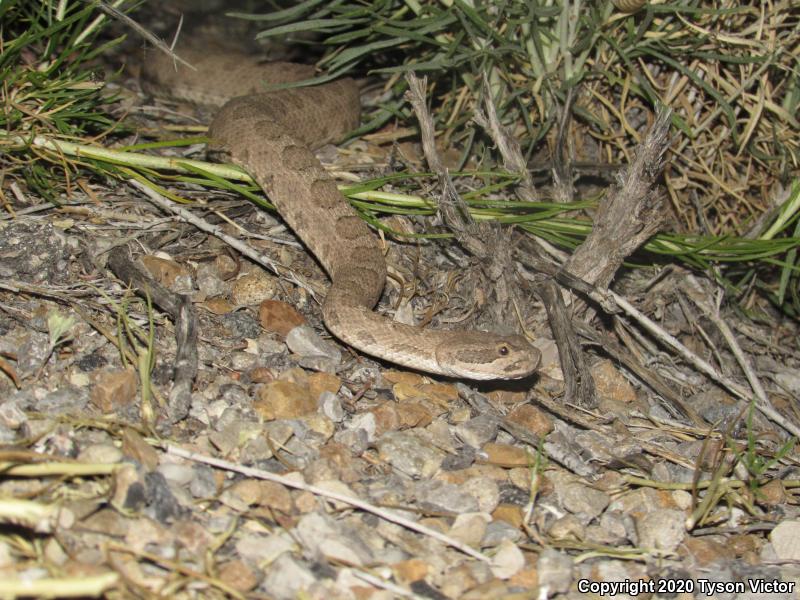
[461,476,500,514]
[0,400,26,430]
[90,368,137,413]
[635,509,685,552]
[376,431,444,478]
[559,482,610,520]
[481,442,530,467]
[455,414,499,448]
[140,255,190,289]
[189,465,218,499]
[254,380,317,420]
[217,559,259,593]
[230,271,279,306]
[294,512,373,565]
[77,443,123,464]
[770,520,800,560]
[448,512,490,546]
[506,404,553,437]
[482,520,523,546]
[319,391,345,422]
[490,539,525,579]
[258,299,306,337]
[262,554,317,600]
[157,463,195,487]
[347,411,377,442]
[413,479,479,514]
[236,531,296,565]
[285,325,342,363]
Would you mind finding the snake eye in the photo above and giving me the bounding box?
[498,345,509,356]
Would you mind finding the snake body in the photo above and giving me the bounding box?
[143,47,541,379]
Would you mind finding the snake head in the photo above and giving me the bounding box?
[434,333,541,380]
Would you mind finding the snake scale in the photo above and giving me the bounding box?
[142,46,541,379]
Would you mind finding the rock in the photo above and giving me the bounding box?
[456,415,499,448]
[319,391,345,422]
[285,325,342,363]
[140,255,190,289]
[635,509,685,552]
[448,512,490,547]
[537,548,573,596]
[90,367,137,413]
[157,463,195,487]
[391,558,429,585]
[261,554,316,600]
[492,504,524,529]
[560,482,610,520]
[506,404,553,437]
[217,559,259,592]
[490,539,525,579]
[591,359,637,403]
[376,431,444,478]
[258,300,306,337]
[121,428,159,470]
[294,512,373,566]
[230,271,279,306]
[461,476,500,514]
[254,380,317,420]
[770,520,800,560]
[414,479,479,514]
[77,443,123,464]
[481,443,530,467]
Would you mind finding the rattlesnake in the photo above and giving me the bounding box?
[142,46,541,379]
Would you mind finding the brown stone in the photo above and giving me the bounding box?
[729,533,760,557]
[681,536,735,566]
[382,370,426,386]
[592,359,636,403]
[257,480,293,514]
[217,559,259,592]
[172,520,212,555]
[249,367,275,383]
[481,443,530,467]
[758,479,787,506]
[307,371,341,400]
[140,255,188,288]
[508,553,538,589]
[371,403,401,435]
[230,271,279,306]
[90,367,137,413]
[120,428,158,470]
[213,254,240,280]
[391,558,429,584]
[254,380,316,420]
[418,383,459,404]
[203,296,235,315]
[392,381,423,402]
[258,300,306,337]
[485,389,527,406]
[396,402,433,428]
[506,404,553,437]
[492,504,524,529]
[293,490,317,513]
